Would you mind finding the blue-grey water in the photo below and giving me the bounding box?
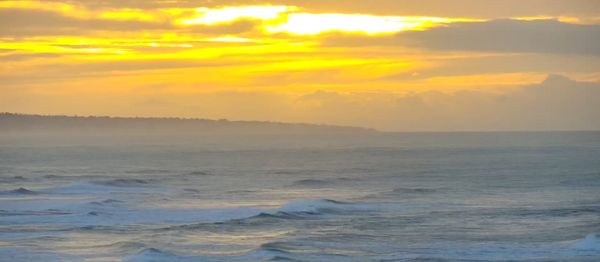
[1,132,599,261]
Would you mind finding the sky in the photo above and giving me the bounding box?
[1,0,599,131]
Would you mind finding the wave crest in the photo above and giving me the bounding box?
[572,233,600,251]
[93,179,151,187]
[278,199,351,214]
[5,187,38,195]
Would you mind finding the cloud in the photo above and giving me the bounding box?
[324,19,600,56]
[380,54,600,82]
[264,0,600,18]
[3,73,599,131]
[399,19,600,56]
[0,8,170,36]
[0,8,258,36]
[0,52,64,61]
[58,0,220,9]
[293,75,600,131]
[178,20,259,35]
[81,0,598,18]
[0,58,248,86]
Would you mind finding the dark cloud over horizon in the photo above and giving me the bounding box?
[401,19,600,56]
[324,19,600,56]
[295,74,600,131]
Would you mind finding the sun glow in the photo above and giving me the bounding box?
[178,5,294,25]
[174,5,479,35]
[267,14,475,35]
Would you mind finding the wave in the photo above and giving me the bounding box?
[183,171,212,176]
[127,245,342,262]
[125,169,170,174]
[92,178,152,187]
[0,175,27,183]
[226,189,256,194]
[246,212,309,221]
[572,233,600,251]
[234,241,352,261]
[392,187,439,194]
[44,182,117,194]
[278,199,354,214]
[245,199,364,221]
[221,199,376,225]
[93,199,124,205]
[43,174,66,179]
[0,197,383,230]
[560,173,600,187]
[289,177,360,188]
[62,235,600,262]
[258,242,295,255]
[3,180,149,197]
[373,233,600,261]
[3,187,39,195]
[127,248,193,262]
[511,206,600,218]
[126,247,286,262]
[0,247,79,262]
[0,209,71,217]
[93,241,147,254]
[163,199,382,230]
[291,179,333,187]
[45,181,155,194]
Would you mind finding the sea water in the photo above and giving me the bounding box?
[0,132,599,261]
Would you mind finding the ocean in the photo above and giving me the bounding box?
[0,132,599,261]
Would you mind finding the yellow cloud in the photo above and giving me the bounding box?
[0,0,90,18]
[178,5,295,25]
[98,9,158,22]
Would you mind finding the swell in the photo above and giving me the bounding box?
[91,178,153,187]
[251,199,358,220]
[166,199,376,230]
[129,233,600,261]
[290,179,334,187]
[125,169,170,174]
[95,241,147,253]
[0,209,71,216]
[392,187,440,194]
[0,175,27,183]
[128,244,346,262]
[289,177,360,188]
[41,179,157,194]
[2,187,39,195]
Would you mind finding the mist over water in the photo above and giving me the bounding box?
[1,132,599,261]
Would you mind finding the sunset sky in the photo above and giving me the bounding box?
[1,0,600,131]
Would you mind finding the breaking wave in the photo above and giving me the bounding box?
[572,233,600,251]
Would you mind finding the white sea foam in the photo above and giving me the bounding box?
[572,233,600,251]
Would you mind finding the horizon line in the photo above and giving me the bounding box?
[2,112,600,134]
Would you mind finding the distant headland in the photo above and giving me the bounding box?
[0,113,377,136]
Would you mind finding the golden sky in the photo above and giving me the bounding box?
[1,0,600,131]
